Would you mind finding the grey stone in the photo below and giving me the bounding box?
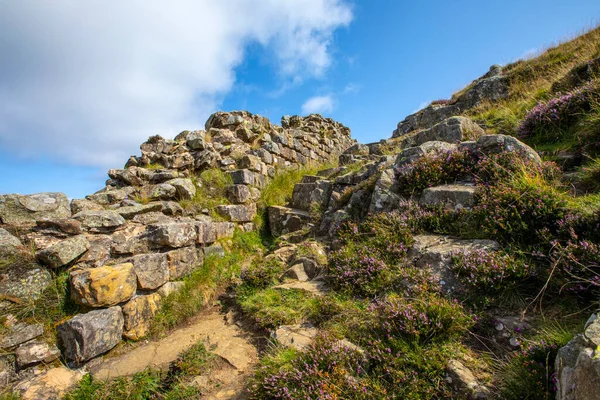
[268,206,312,237]
[476,134,541,164]
[273,324,318,351]
[0,323,44,349]
[0,267,52,303]
[214,222,236,239]
[186,131,206,150]
[0,228,23,257]
[35,218,82,235]
[215,204,257,222]
[420,184,476,209]
[157,281,185,298]
[70,199,104,214]
[148,221,197,248]
[36,235,90,268]
[57,307,124,363]
[116,203,163,219]
[226,185,252,204]
[291,180,332,211]
[0,193,71,226]
[86,187,136,206]
[196,220,217,244]
[282,264,310,282]
[166,178,196,200]
[166,246,203,280]
[150,183,177,200]
[130,253,169,290]
[73,210,126,232]
[16,341,60,369]
[446,359,490,399]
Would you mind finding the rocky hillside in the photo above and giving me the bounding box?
[1,26,600,400]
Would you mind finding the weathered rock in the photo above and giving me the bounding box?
[476,134,541,164]
[420,184,476,209]
[166,246,203,280]
[70,263,137,307]
[273,324,318,351]
[0,193,71,226]
[157,281,185,298]
[70,198,104,214]
[393,103,461,137]
[0,268,52,302]
[369,168,402,213]
[196,220,217,244]
[274,279,329,296]
[116,202,162,219]
[555,315,600,400]
[446,359,490,399]
[395,141,458,167]
[268,206,312,237]
[409,235,500,294]
[35,218,82,235]
[185,131,207,150]
[15,366,84,400]
[150,183,177,200]
[456,75,508,109]
[15,341,61,369]
[110,225,150,256]
[0,323,44,349]
[130,253,169,289]
[215,204,257,222]
[73,210,126,232]
[57,307,124,363]
[402,116,484,149]
[121,293,162,340]
[291,180,332,211]
[148,221,197,248]
[0,228,23,257]
[282,263,310,282]
[86,187,136,206]
[226,185,252,204]
[166,178,196,200]
[214,221,236,239]
[36,235,90,268]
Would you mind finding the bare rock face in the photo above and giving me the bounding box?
[70,263,137,307]
[0,323,44,349]
[121,293,162,340]
[73,210,126,232]
[476,134,541,164]
[57,307,124,363]
[36,235,90,268]
[268,206,312,237]
[555,315,600,400]
[0,193,71,226]
[0,228,23,257]
[130,253,170,290]
[446,359,490,399]
[147,221,197,248]
[166,246,203,280]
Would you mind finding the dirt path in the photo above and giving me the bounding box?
[89,305,259,399]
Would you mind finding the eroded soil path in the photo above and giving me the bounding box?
[89,304,260,399]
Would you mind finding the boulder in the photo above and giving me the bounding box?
[121,293,162,340]
[476,134,541,164]
[0,267,52,303]
[226,185,252,204]
[291,180,332,211]
[369,168,402,213]
[282,263,310,282]
[555,315,600,400]
[0,228,23,257]
[166,246,203,280]
[148,221,197,248]
[420,184,476,209]
[185,131,206,150]
[57,307,124,363]
[0,323,44,349]
[268,206,312,237]
[73,210,126,232]
[130,253,169,290]
[0,193,71,226]
[446,359,490,399]
[70,263,137,307]
[166,178,196,200]
[215,204,257,222]
[36,235,90,268]
[35,218,82,235]
[395,141,458,167]
[116,203,162,219]
[15,341,61,369]
[86,187,136,206]
[196,220,217,244]
[214,222,236,239]
[150,183,177,200]
[70,198,104,214]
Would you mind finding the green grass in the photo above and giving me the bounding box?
[144,162,165,170]
[65,342,215,400]
[179,168,233,216]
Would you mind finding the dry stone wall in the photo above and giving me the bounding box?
[0,111,355,376]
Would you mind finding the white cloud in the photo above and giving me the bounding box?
[342,83,360,94]
[301,95,334,114]
[0,0,352,168]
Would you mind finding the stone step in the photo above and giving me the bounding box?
[419,183,476,209]
[267,206,312,237]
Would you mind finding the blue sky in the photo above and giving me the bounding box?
[1,1,599,199]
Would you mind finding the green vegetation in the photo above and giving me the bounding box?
[150,229,264,337]
[179,168,233,216]
[65,342,216,400]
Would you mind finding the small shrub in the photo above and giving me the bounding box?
[452,250,532,290]
[517,82,599,143]
[240,257,285,289]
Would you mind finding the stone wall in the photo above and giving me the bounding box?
[0,111,355,375]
